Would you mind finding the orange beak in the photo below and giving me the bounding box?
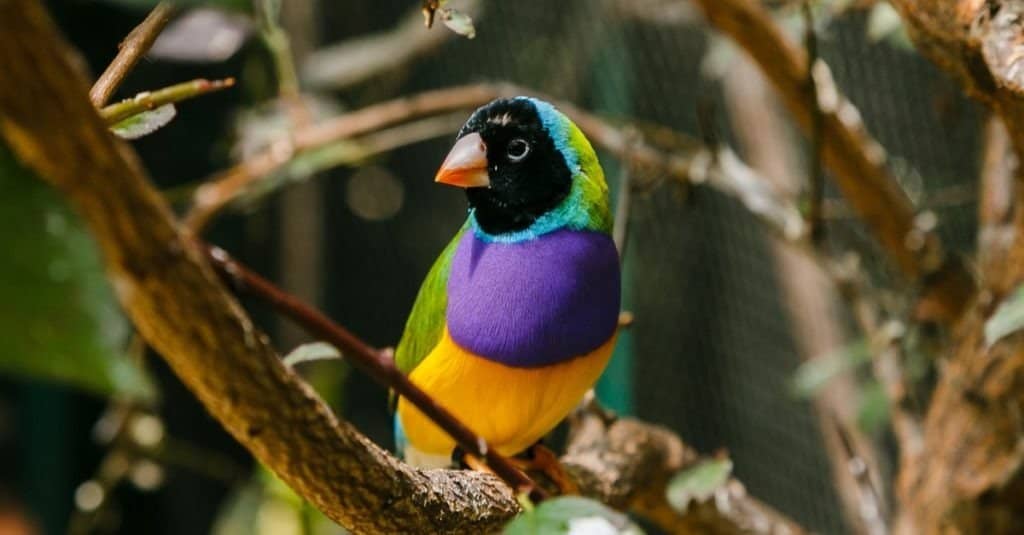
[435,132,490,188]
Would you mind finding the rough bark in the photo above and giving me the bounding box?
[563,412,807,535]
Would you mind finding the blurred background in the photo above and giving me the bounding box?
[0,0,983,533]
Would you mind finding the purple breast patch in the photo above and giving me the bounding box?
[446,229,621,368]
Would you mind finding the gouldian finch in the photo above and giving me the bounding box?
[394,97,621,469]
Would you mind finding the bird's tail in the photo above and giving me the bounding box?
[393,413,452,469]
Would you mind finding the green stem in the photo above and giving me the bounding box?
[100,78,235,124]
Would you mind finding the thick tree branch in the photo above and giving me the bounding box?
[89,2,174,107]
[889,0,1024,159]
[690,0,975,325]
[563,411,807,535]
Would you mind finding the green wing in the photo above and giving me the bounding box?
[395,224,466,375]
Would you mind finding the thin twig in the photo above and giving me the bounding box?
[829,412,889,535]
[254,0,300,100]
[184,84,515,232]
[803,2,825,245]
[89,2,174,107]
[204,244,547,501]
[100,78,235,124]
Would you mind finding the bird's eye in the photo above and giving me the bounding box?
[506,138,530,162]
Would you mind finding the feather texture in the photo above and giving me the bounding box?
[398,328,617,457]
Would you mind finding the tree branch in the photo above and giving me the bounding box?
[563,411,808,534]
[690,0,975,325]
[88,2,174,107]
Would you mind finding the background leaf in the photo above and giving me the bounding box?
[0,144,154,399]
[790,339,871,398]
[282,342,341,367]
[503,496,643,535]
[666,458,733,511]
[985,285,1024,347]
[110,104,177,140]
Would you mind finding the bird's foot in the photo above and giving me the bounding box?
[512,444,578,495]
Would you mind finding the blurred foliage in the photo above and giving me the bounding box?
[985,285,1024,348]
[790,339,870,398]
[503,496,643,535]
[856,380,889,435]
[0,144,154,399]
[666,457,733,512]
[213,468,345,535]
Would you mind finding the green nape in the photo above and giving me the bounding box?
[565,118,612,234]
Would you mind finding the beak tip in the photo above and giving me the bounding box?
[434,132,490,188]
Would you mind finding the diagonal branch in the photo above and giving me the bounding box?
[89,2,174,107]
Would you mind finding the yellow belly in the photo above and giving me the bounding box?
[397,327,616,457]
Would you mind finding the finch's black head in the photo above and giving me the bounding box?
[435,98,573,235]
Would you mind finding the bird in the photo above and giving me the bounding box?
[393,96,621,476]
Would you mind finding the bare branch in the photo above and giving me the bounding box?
[89,2,174,107]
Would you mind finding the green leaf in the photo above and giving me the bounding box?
[857,381,890,435]
[282,342,342,368]
[503,496,643,535]
[866,2,913,50]
[111,104,177,140]
[437,7,476,39]
[0,144,154,399]
[790,339,871,398]
[666,458,733,511]
[985,285,1024,348]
